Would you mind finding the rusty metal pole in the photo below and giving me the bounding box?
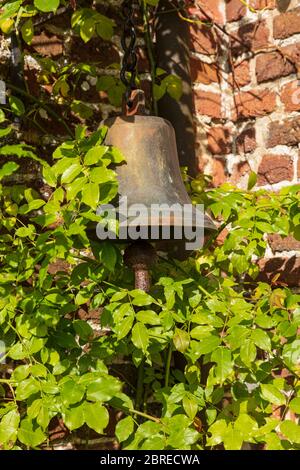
[124,241,157,292]
[124,241,157,412]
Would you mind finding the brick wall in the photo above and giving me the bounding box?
[189,0,300,188]
[189,0,300,283]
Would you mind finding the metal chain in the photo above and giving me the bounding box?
[120,0,138,108]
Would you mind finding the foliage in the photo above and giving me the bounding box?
[0,0,299,452]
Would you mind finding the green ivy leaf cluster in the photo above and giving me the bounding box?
[0,0,299,452]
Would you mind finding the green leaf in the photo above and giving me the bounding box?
[207,419,228,446]
[234,414,258,439]
[9,96,25,116]
[95,16,114,41]
[182,396,198,419]
[11,364,30,381]
[82,182,99,210]
[61,162,82,184]
[34,0,59,13]
[64,404,85,431]
[280,420,300,444]
[247,171,257,190]
[211,347,233,383]
[42,166,57,187]
[116,416,134,443]
[136,310,160,325]
[173,328,190,353]
[96,76,115,91]
[223,424,243,450]
[130,290,153,306]
[60,379,85,406]
[251,329,271,351]
[100,242,117,271]
[0,126,12,138]
[86,376,121,402]
[15,377,40,400]
[240,339,256,366]
[73,319,93,340]
[66,176,87,200]
[21,18,34,44]
[165,75,182,101]
[0,161,19,179]
[0,410,20,445]
[289,397,300,414]
[84,146,109,165]
[260,384,285,406]
[18,418,46,447]
[283,340,300,369]
[0,108,5,123]
[131,322,149,353]
[80,17,95,43]
[115,314,134,340]
[193,335,221,356]
[84,402,109,434]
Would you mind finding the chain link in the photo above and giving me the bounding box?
[120,0,138,108]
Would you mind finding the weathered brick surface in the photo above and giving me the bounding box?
[267,116,300,147]
[212,159,227,186]
[30,31,63,57]
[190,58,220,84]
[233,89,276,121]
[194,90,222,118]
[257,154,294,185]
[250,0,276,9]
[189,1,300,280]
[231,60,251,87]
[256,51,296,83]
[207,126,232,154]
[190,25,218,55]
[257,257,300,287]
[268,234,300,253]
[231,161,251,183]
[231,20,270,56]
[226,0,246,22]
[188,1,225,25]
[273,7,300,39]
[236,127,256,154]
[281,80,300,112]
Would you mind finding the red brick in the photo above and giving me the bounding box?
[231,60,251,87]
[257,154,293,185]
[230,161,251,184]
[190,24,218,55]
[207,126,232,154]
[267,116,300,147]
[273,7,300,39]
[30,31,63,57]
[236,127,256,154]
[188,1,225,25]
[194,90,222,118]
[232,89,276,121]
[256,50,296,83]
[257,257,300,287]
[231,20,270,56]
[212,159,227,186]
[190,58,220,84]
[249,0,276,9]
[226,0,246,22]
[281,80,300,112]
[268,234,300,253]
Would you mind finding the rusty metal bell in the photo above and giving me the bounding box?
[102,106,215,244]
